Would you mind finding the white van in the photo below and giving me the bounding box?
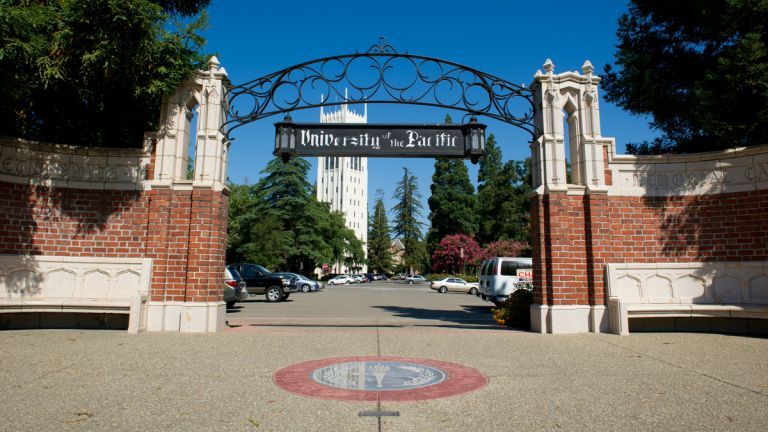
[478,257,533,304]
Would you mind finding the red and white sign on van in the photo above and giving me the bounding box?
[517,270,533,281]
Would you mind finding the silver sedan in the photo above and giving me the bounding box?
[430,277,479,295]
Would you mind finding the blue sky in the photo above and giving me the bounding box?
[201,0,657,220]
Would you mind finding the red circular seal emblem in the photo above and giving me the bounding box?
[273,356,487,402]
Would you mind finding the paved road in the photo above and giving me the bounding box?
[2,283,768,431]
[227,281,496,329]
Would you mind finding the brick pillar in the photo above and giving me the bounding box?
[529,59,611,333]
[143,57,230,332]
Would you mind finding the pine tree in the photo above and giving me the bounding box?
[426,158,478,252]
[602,0,768,153]
[476,135,532,245]
[391,167,426,273]
[367,190,393,273]
[426,114,478,254]
[0,0,210,147]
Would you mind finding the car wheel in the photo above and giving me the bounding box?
[409,280,414,285]
[439,286,447,293]
[226,301,235,309]
[265,286,284,302]
[469,287,478,295]
[302,285,310,293]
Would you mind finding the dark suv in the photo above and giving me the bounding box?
[228,263,296,302]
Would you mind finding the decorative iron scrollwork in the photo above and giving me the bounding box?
[222,39,540,141]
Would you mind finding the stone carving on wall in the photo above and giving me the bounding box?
[0,255,151,301]
[608,147,768,196]
[0,136,148,190]
[607,262,768,305]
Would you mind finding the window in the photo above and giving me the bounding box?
[481,260,493,276]
[501,261,521,276]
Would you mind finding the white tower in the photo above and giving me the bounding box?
[316,96,369,273]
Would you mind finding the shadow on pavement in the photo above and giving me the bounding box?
[242,323,505,330]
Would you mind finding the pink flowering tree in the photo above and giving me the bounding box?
[480,239,531,260]
[431,234,482,274]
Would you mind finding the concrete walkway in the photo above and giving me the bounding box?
[2,325,767,431]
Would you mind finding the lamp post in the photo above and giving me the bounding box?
[274,113,296,163]
[462,116,487,164]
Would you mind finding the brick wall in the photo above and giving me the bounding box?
[0,181,229,303]
[0,182,148,257]
[532,189,768,307]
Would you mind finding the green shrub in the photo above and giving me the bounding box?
[491,283,533,329]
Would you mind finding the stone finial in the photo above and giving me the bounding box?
[534,70,543,78]
[208,56,220,68]
[581,60,594,75]
[543,59,555,74]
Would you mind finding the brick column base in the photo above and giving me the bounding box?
[143,185,229,332]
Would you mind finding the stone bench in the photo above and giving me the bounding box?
[606,262,768,335]
[0,256,151,333]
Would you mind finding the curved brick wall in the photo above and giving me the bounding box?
[531,144,768,332]
[0,136,229,332]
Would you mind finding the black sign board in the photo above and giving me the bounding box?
[273,121,487,161]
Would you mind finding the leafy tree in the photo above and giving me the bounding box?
[476,135,532,245]
[391,167,426,273]
[0,0,210,147]
[227,157,364,274]
[367,190,393,273]
[602,0,768,154]
[431,234,482,274]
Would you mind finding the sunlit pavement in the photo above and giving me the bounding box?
[2,282,767,431]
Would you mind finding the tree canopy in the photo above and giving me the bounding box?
[0,0,210,147]
[602,0,768,154]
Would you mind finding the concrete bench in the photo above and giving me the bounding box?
[606,262,768,335]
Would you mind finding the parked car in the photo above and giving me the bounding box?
[478,257,533,304]
[274,272,322,292]
[228,263,297,302]
[224,267,248,308]
[363,273,375,282]
[350,274,365,283]
[405,274,426,284]
[327,274,351,285]
[429,277,479,295]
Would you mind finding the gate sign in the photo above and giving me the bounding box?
[274,118,487,163]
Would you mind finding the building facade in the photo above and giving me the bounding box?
[315,103,368,274]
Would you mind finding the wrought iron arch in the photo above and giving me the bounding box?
[222,38,541,141]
